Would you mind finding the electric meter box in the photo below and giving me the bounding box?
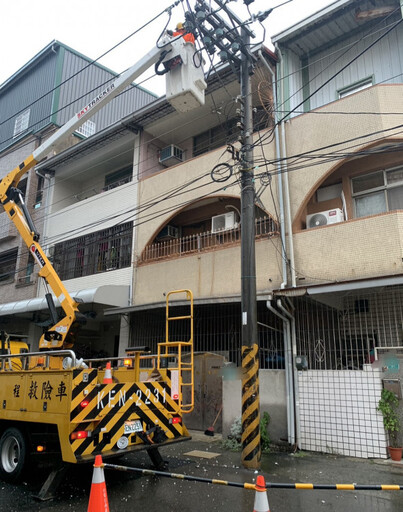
[164,39,207,113]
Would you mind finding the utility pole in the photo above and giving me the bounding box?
[190,0,273,469]
[239,25,261,470]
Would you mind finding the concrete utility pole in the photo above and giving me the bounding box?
[239,26,261,470]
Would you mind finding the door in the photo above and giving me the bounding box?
[183,353,223,432]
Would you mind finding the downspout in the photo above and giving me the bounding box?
[266,296,295,445]
[130,131,142,307]
[258,50,287,289]
[35,164,54,297]
[277,298,300,449]
[275,44,297,288]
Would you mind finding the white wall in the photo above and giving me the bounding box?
[223,370,288,444]
[298,368,387,458]
[47,182,137,240]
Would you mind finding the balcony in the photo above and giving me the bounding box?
[293,210,403,285]
[139,215,279,264]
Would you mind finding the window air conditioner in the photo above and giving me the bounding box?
[306,208,344,229]
[159,145,184,166]
[211,211,238,233]
[156,225,179,240]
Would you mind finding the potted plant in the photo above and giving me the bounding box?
[377,388,402,461]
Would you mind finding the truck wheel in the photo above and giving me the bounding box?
[0,427,28,483]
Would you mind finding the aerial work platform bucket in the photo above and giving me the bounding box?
[162,38,206,112]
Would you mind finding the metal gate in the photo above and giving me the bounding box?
[183,353,223,432]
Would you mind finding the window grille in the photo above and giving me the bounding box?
[53,222,132,280]
[294,286,403,370]
[76,119,96,138]
[193,118,238,157]
[102,166,132,191]
[13,109,30,138]
[130,302,284,370]
[0,248,18,283]
[193,108,270,157]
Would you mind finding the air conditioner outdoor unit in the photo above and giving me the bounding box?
[306,208,344,229]
[156,225,179,240]
[159,145,184,167]
[211,211,237,233]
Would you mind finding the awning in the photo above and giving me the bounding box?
[273,274,403,297]
[104,292,274,316]
[0,285,129,317]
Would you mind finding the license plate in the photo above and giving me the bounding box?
[124,419,143,434]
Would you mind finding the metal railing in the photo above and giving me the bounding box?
[0,350,76,371]
[139,215,279,264]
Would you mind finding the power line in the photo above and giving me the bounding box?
[0,2,181,129]
[253,11,403,150]
[274,9,402,114]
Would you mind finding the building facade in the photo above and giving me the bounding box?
[1,1,403,458]
[0,40,156,345]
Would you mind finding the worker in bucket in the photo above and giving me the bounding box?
[168,22,195,44]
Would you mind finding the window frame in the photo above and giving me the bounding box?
[103,166,133,191]
[193,118,238,157]
[351,167,403,218]
[0,248,18,284]
[13,109,30,138]
[53,222,133,280]
[338,76,373,99]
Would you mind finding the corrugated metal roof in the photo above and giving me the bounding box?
[0,40,158,98]
[0,40,158,155]
[272,0,401,57]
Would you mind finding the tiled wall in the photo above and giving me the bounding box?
[298,368,387,458]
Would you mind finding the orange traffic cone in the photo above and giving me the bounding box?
[253,475,270,512]
[88,455,109,512]
[103,362,113,384]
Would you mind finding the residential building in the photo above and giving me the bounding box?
[14,45,279,436]
[268,0,403,457]
[2,0,403,460]
[0,40,156,344]
[112,0,402,455]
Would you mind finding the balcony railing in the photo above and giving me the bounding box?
[139,215,279,264]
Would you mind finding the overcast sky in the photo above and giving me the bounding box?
[1,0,332,96]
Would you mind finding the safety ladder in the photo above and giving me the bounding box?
[157,289,194,414]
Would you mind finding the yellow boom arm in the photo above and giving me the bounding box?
[0,37,205,350]
[0,155,81,349]
[0,43,175,349]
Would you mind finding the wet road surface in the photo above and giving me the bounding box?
[1,432,402,511]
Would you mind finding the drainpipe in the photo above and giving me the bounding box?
[275,44,297,288]
[266,296,295,445]
[277,298,300,449]
[35,169,53,297]
[258,50,287,289]
[284,297,301,449]
[130,132,142,307]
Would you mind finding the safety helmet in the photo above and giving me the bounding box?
[176,22,184,30]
